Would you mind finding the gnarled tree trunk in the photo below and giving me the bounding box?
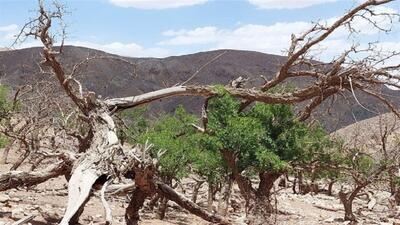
[221,149,280,225]
[191,179,204,204]
[207,182,216,212]
[218,175,233,216]
[126,187,149,225]
[338,185,365,222]
[157,177,172,220]
[327,180,335,196]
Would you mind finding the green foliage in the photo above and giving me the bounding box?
[191,144,226,184]
[344,149,377,176]
[123,90,335,185]
[118,106,149,143]
[0,85,13,121]
[0,85,11,149]
[205,93,316,173]
[138,106,199,179]
[0,134,8,149]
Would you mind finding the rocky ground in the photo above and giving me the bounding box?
[1,156,400,225]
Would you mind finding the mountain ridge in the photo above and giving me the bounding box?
[0,45,398,132]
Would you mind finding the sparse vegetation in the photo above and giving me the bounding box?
[0,0,400,225]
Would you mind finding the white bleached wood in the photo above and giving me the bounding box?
[59,164,100,225]
[101,179,113,225]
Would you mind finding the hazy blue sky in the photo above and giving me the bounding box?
[0,0,399,60]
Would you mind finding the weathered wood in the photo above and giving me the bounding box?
[107,182,136,195]
[59,165,100,225]
[125,187,148,225]
[156,182,230,225]
[10,1,399,225]
[0,161,70,191]
[101,180,113,225]
[11,215,35,225]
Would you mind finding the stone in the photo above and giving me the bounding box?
[11,197,21,202]
[323,217,335,222]
[0,195,10,203]
[11,208,25,219]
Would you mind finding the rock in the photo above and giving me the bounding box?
[0,210,11,218]
[380,217,389,222]
[324,217,335,222]
[11,197,21,202]
[11,208,25,219]
[0,195,10,203]
[318,195,336,201]
[38,206,61,223]
[367,197,377,210]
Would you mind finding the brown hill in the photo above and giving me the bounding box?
[0,46,398,132]
[332,113,400,160]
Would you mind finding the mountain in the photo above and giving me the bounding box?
[0,46,398,132]
[332,113,400,157]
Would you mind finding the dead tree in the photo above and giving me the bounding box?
[0,0,399,224]
[334,114,399,222]
[338,160,387,222]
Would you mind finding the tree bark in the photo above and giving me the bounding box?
[191,180,204,204]
[217,175,233,216]
[327,180,335,196]
[207,182,215,212]
[147,194,160,210]
[292,176,297,194]
[243,171,281,224]
[157,177,172,220]
[298,171,307,194]
[309,168,319,194]
[338,185,365,222]
[126,187,148,225]
[69,195,91,225]
[156,197,168,220]
[340,196,356,222]
[0,161,71,191]
[221,149,276,225]
[10,146,30,170]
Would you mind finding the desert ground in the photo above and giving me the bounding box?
[0,149,399,225]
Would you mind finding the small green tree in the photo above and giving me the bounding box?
[200,91,324,223]
[291,124,342,195]
[137,106,202,219]
[336,146,387,222]
[0,85,12,161]
[117,106,149,145]
[121,105,230,218]
[0,85,13,121]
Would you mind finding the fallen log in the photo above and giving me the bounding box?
[156,181,230,225]
[10,215,35,225]
[0,161,71,191]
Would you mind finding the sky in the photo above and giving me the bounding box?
[0,0,399,61]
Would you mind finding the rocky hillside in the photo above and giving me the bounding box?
[332,112,400,154]
[0,46,398,132]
